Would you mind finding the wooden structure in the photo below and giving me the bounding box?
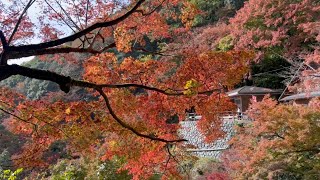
[180,86,282,157]
[280,91,320,105]
[227,86,282,113]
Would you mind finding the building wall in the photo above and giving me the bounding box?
[294,98,310,105]
[238,94,279,112]
[241,95,264,112]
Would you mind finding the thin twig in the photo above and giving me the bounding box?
[0,107,38,133]
[44,0,77,33]
[85,0,90,27]
[9,0,146,53]
[96,87,187,143]
[8,0,36,44]
[166,144,191,179]
[54,0,91,46]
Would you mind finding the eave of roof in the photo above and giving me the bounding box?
[227,86,283,97]
[280,91,320,101]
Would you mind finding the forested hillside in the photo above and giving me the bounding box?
[0,0,319,179]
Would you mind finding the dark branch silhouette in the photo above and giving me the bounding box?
[0,0,145,64]
[96,88,187,143]
[0,64,222,95]
[0,64,222,142]
[5,0,145,56]
[6,43,116,59]
[0,0,219,143]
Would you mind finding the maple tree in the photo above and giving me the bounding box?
[217,0,320,179]
[229,0,320,91]
[224,97,320,179]
[0,0,254,178]
[230,0,319,56]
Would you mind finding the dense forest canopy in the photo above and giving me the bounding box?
[0,0,320,179]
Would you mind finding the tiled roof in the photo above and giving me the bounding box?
[227,86,282,97]
[280,91,320,101]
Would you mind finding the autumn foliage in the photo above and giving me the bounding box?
[1,0,320,179]
[223,97,320,179]
[218,0,320,178]
[0,0,257,179]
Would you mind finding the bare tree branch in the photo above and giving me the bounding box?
[6,0,145,55]
[44,0,78,33]
[85,0,90,27]
[0,0,144,65]
[0,64,222,142]
[0,30,8,47]
[71,0,85,29]
[53,0,91,47]
[0,64,221,95]
[6,43,116,59]
[88,28,103,49]
[0,30,9,64]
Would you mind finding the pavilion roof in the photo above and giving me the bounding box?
[227,86,282,97]
[280,91,320,101]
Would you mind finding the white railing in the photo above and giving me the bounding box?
[185,112,202,121]
[218,111,251,123]
[185,111,251,123]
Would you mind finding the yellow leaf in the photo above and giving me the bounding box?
[184,79,200,89]
[183,79,200,97]
[109,140,117,150]
[65,108,71,115]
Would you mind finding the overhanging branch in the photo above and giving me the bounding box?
[6,43,116,59]
[0,64,222,95]
[0,64,223,142]
[96,88,187,143]
[0,65,72,93]
[6,0,145,54]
